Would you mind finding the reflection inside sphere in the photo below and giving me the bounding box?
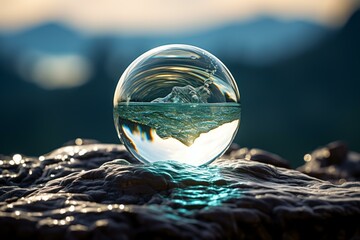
[114,44,241,166]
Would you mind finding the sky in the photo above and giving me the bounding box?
[0,0,359,35]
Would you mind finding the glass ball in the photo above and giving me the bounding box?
[113,44,241,166]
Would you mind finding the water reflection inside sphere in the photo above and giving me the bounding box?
[113,44,241,166]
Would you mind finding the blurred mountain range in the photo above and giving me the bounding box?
[0,10,359,166]
[0,16,329,64]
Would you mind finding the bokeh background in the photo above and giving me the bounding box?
[0,0,359,166]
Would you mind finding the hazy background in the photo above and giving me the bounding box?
[0,0,359,166]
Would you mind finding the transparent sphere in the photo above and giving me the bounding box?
[114,44,241,166]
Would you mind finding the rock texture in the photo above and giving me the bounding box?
[298,141,360,184]
[0,141,359,239]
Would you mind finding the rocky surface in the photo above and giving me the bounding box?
[298,141,360,184]
[0,140,359,239]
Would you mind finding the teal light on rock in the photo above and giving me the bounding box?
[113,44,241,166]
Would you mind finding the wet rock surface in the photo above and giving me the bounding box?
[0,141,359,239]
[298,141,360,184]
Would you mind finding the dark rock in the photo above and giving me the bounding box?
[225,147,291,169]
[224,143,240,155]
[298,141,360,184]
[0,141,359,239]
